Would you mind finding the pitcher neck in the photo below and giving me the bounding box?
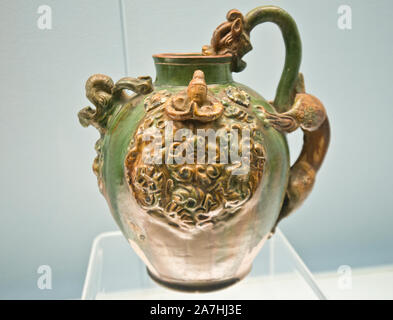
[153,53,233,87]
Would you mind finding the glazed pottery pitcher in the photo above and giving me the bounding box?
[78,6,330,292]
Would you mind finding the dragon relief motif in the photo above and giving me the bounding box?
[202,9,252,72]
[78,74,153,185]
[125,71,265,231]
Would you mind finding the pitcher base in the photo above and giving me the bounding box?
[146,267,251,293]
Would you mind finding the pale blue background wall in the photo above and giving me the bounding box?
[0,0,392,298]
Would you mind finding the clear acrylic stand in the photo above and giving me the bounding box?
[81,228,326,300]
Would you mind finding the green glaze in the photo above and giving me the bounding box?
[245,6,302,112]
[101,98,145,230]
[80,5,310,291]
[100,4,304,235]
[101,57,290,239]
[153,54,233,86]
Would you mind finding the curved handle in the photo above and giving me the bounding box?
[203,6,302,112]
[260,82,330,231]
[274,118,330,230]
[241,7,330,230]
[244,6,302,113]
[204,7,329,229]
